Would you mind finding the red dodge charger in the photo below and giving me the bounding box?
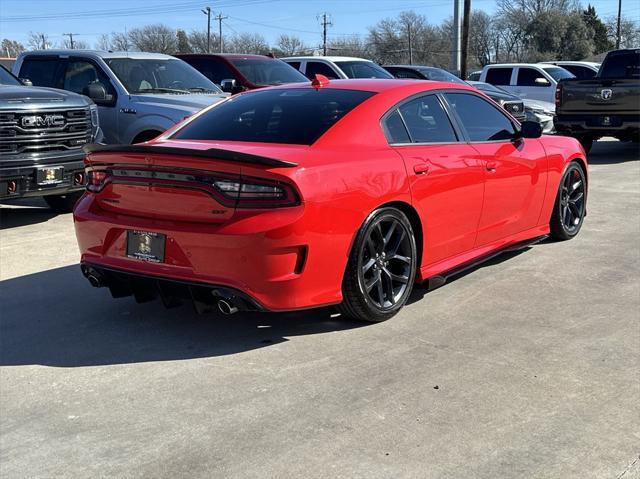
[74,78,587,322]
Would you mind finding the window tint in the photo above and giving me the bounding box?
[562,65,596,79]
[517,68,549,87]
[383,110,410,143]
[64,60,113,96]
[541,66,574,81]
[397,95,457,143]
[229,58,308,86]
[305,62,339,79]
[172,88,375,145]
[334,61,394,79]
[445,93,516,142]
[485,67,512,85]
[185,57,235,85]
[387,68,423,79]
[286,61,301,71]
[600,50,640,79]
[0,66,20,85]
[19,59,60,87]
[418,67,466,84]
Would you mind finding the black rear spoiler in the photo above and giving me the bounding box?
[83,144,298,168]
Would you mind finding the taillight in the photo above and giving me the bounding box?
[555,82,562,109]
[86,169,109,193]
[212,177,299,208]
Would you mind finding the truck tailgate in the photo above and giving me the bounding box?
[558,79,640,113]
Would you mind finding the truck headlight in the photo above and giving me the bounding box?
[89,103,100,140]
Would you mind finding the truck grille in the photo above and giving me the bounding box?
[0,108,92,155]
[503,101,526,120]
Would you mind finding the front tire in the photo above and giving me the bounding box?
[339,207,417,322]
[550,162,586,241]
[44,191,83,213]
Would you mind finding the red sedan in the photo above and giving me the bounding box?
[74,78,588,322]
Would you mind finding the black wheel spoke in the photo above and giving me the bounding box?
[362,258,375,274]
[570,191,583,203]
[568,202,580,219]
[563,205,572,226]
[383,221,396,246]
[383,267,409,285]
[365,273,380,293]
[391,254,411,264]
[376,276,385,304]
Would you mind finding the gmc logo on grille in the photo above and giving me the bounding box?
[21,115,65,128]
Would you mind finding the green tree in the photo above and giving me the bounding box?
[582,4,612,54]
[176,29,192,54]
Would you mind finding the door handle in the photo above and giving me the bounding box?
[413,163,429,175]
[486,161,497,172]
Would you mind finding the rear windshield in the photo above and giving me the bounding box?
[228,58,308,86]
[600,50,640,78]
[171,88,376,145]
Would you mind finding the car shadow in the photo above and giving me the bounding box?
[0,198,57,229]
[587,140,639,165]
[0,265,364,368]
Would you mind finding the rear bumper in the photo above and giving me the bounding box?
[0,152,86,200]
[73,195,352,312]
[555,114,640,138]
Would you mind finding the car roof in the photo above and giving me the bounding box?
[265,78,476,94]
[484,63,560,69]
[383,65,440,69]
[280,56,374,62]
[539,61,600,67]
[177,53,275,60]
[19,50,177,60]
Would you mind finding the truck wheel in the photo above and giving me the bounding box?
[44,191,83,213]
[577,136,593,154]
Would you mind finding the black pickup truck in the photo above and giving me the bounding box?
[554,49,639,152]
[0,65,102,212]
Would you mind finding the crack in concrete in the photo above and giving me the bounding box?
[617,454,640,479]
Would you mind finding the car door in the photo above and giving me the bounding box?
[63,57,119,143]
[383,93,485,265]
[514,67,552,102]
[443,92,547,246]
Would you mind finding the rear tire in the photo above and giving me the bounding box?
[44,191,83,213]
[338,207,417,322]
[550,162,586,241]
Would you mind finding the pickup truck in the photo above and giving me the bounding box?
[13,50,228,145]
[554,49,639,152]
[0,65,102,212]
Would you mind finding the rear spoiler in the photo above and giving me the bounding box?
[83,144,298,168]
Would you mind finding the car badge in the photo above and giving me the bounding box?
[138,234,152,254]
[601,89,612,100]
[512,105,519,112]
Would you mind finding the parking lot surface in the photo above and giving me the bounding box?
[1,140,639,478]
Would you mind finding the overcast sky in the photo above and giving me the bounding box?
[0,0,635,49]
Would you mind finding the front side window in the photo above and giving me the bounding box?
[304,62,339,80]
[0,66,21,86]
[517,68,550,87]
[335,61,394,79]
[485,67,513,85]
[64,60,114,97]
[445,93,516,142]
[229,58,308,86]
[396,95,457,143]
[171,88,375,145]
[106,58,222,94]
[186,58,235,85]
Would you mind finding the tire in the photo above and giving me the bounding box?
[338,207,418,322]
[577,136,593,154]
[44,191,83,213]
[549,162,586,241]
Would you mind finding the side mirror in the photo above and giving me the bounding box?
[518,120,543,139]
[534,77,550,86]
[83,82,114,106]
[20,78,33,87]
[220,78,238,93]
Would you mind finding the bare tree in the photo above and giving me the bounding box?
[128,24,177,54]
[606,15,640,49]
[1,39,25,57]
[276,34,306,56]
[60,37,89,50]
[225,33,269,54]
[188,30,219,53]
[95,32,131,51]
[27,32,51,50]
[327,36,371,58]
[469,11,493,67]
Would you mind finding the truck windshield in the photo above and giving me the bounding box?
[228,58,309,86]
[0,66,21,86]
[106,58,222,94]
[334,61,394,79]
[542,67,575,81]
[600,51,640,79]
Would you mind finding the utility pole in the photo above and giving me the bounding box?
[216,13,228,53]
[63,33,78,49]
[460,0,471,80]
[319,13,332,56]
[407,24,413,65]
[202,6,211,53]
[616,0,622,49]
[450,0,461,75]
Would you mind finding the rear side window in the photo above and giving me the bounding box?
[305,62,339,79]
[485,67,512,85]
[186,58,235,85]
[517,68,549,87]
[397,95,457,143]
[383,110,411,143]
[562,65,596,79]
[19,58,60,87]
[445,93,516,142]
[600,50,640,79]
[172,88,375,145]
[388,68,422,79]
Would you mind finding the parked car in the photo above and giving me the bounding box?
[281,56,394,79]
[540,61,600,79]
[0,65,102,212]
[555,48,639,152]
[75,79,587,323]
[467,70,482,81]
[480,63,574,103]
[13,50,228,145]
[383,65,465,83]
[176,54,308,94]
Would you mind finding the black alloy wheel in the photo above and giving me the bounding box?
[550,162,586,240]
[339,208,417,322]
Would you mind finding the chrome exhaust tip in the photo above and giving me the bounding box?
[87,274,103,288]
[217,299,238,315]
